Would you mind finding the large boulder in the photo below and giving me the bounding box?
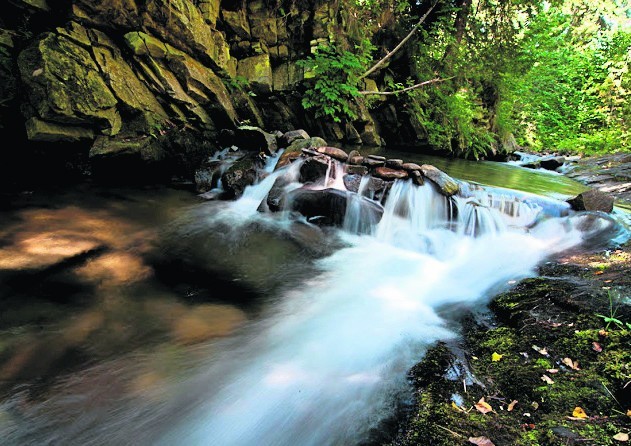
[221,154,260,198]
[276,136,327,169]
[237,54,272,94]
[539,156,565,171]
[286,188,384,230]
[299,155,329,183]
[279,129,309,147]
[18,32,121,139]
[420,164,460,196]
[567,189,614,213]
[234,125,278,154]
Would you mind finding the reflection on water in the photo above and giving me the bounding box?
[0,186,250,406]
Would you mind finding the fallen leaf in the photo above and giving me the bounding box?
[475,398,493,414]
[592,342,603,352]
[492,352,503,362]
[541,374,554,384]
[451,401,465,412]
[613,433,629,442]
[563,357,580,370]
[546,368,559,374]
[507,400,518,412]
[599,329,609,337]
[532,345,549,356]
[468,436,495,446]
[572,407,588,419]
[472,356,479,360]
[627,409,631,417]
[595,270,604,275]
[531,401,539,410]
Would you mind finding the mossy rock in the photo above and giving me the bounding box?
[18,32,121,139]
[237,54,272,94]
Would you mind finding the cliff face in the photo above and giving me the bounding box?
[1,0,419,183]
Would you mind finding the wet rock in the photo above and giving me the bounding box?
[385,159,403,169]
[276,136,328,169]
[221,154,259,198]
[299,155,329,183]
[279,129,309,147]
[343,174,362,193]
[266,175,292,211]
[567,189,614,213]
[316,146,349,161]
[287,188,383,228]
[410,170,424,186]
[367,155,386,161]
[301,148,320,157]
[349,155,364,165]
[540,156,565,171]
[362,157,385,168]
[420,164,460,196]
[194,159,222,192]
[234,125,278,154]
[374,166,408,180]
[401,162,422,172]
[347,149,361,162]
[346,165,368,176]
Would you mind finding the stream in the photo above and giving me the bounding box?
[0,151,628,445]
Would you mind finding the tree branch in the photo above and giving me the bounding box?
[359,77,451,96]
[359,1,439,81]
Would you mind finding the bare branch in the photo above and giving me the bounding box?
[359,77,451,96]
[359,1,439,81]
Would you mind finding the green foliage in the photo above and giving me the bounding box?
[297,40,375,122]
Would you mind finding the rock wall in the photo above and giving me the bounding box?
[0,0,419,183]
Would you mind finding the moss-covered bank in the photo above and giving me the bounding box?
[392,242,631,446]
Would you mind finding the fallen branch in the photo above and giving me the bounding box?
[359,77,451,96]
[359,1,439,81]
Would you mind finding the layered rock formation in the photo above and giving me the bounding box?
[2,0,424,184]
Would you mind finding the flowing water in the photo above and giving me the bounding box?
[0,153,628,445]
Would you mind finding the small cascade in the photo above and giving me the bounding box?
[321,158,347,190]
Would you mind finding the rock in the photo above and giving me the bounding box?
[237,54,272,94]
[374,167,408,180]
[367,155,386,161]
[286,188,384,229]
[316,146,349,161]
[222,9,251,39]
[347,150,361,162]
[299,155,329,183]
[343,174,362,193]
[540,156,565,171]
[221,155,259,198]
[301,148,320,157]
[266,176,290,211]
[345,122,362,144]
[194,159,222,193]
[234,126,278,154]
[272,62,304,91]
[362,157,385,168]
[420,164,460,196]
[276,136,327,169]
[410,170,424,186]
[567,189,614,213]
[346,165,368,176]
[89,135,165,162]
[349,155,364,165]
[279,129,309,147]
[18,32,121,139]
[385,159,403,169]
[25,117,94,142]
[402,162,423,172]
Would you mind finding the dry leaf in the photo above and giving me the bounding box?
[541,374,554,384]
[532,345,549,356]
[599,329,609,337]
[592,342,603,352]
[531,401,539,410]
[563,357,580,370]
[507,400,518,412]
[491,352,503,362]
[595,270,604,275]
[572,407,588,419]
[627,409,631,417]
[613,433,629,442]
[451,401,465,412]
[468,436,495,446]
[546,368,559,374]
[475,398,493,414]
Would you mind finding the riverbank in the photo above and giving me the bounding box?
[393,154,631,446]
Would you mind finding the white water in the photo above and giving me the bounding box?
[2,162,625,446]
[155,175,621,445]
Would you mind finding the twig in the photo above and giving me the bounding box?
[359,77,451,96]
[435,424,465,438]
[359,1,439,80]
